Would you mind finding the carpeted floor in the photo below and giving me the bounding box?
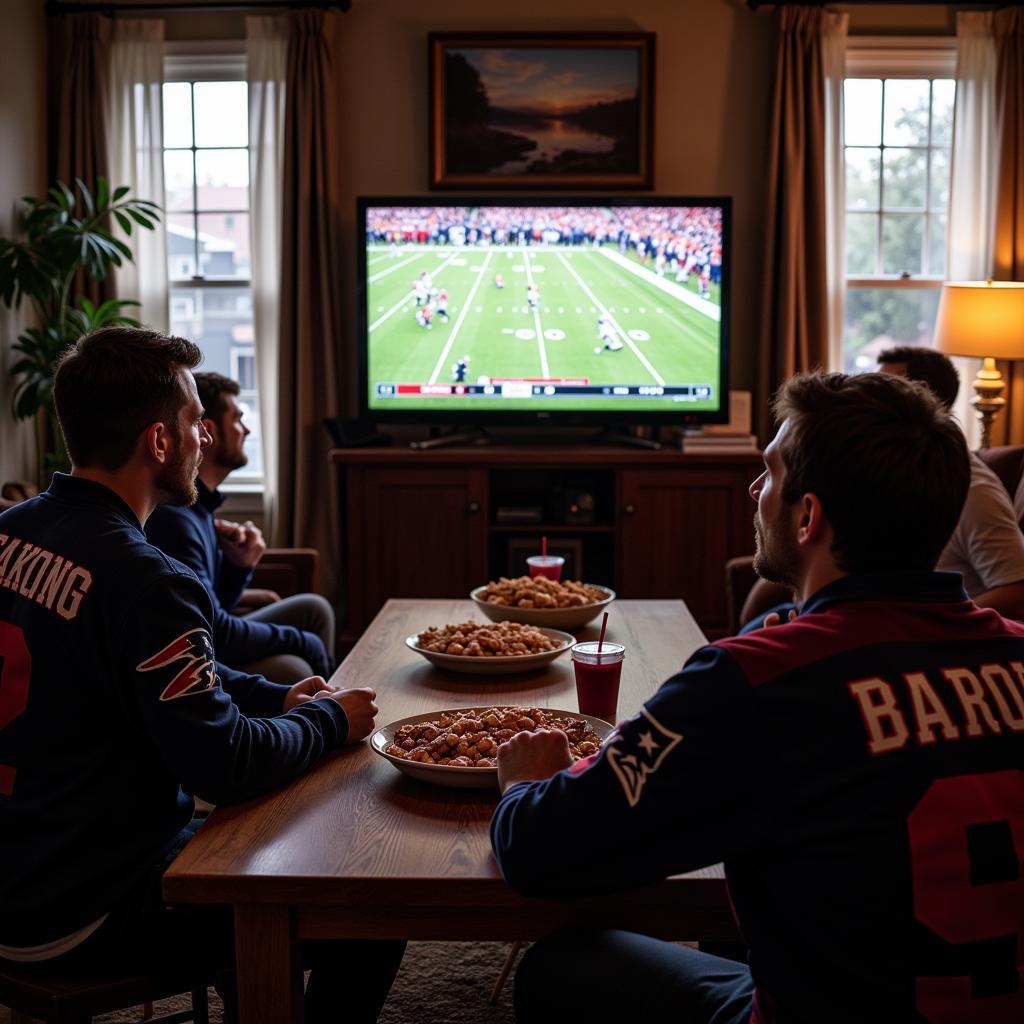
[0,942,522,1024]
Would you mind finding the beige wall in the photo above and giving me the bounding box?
[0,0,965,451]
[0,0,46,484]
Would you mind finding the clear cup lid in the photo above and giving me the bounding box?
[527,555,565,564]
[571,641,625,663]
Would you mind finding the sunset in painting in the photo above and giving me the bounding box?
[442,45,644,179]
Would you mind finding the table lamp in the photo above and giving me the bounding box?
[933,280,1024,448]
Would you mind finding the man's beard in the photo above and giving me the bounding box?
[752,504,801,590]
[156,441,201,507]
[214,438,248,472]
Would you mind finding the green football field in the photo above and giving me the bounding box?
[365,244,723,413]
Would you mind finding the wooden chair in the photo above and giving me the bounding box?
[0,962,209,1024]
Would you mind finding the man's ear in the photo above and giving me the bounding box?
[201,416,218,444]
[143,421,171,464]
[796,493,828,545]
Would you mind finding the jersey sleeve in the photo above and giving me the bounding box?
[215,559,253,612]
[147,509,315,670]
[117,572,347,806]
[490,645,774,898]
[215,660,291,718]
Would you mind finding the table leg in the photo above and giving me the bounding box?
[234,904,304,1023]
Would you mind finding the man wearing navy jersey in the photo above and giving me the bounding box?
[492,371,1024,1023]
[0,327,403,1022]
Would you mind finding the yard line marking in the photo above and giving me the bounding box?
[367,252,425,284]
[558,251,665,387]
[597,246,721,322]
[368,251,464,332]
[523,251,550,379]
[428,250,494,384]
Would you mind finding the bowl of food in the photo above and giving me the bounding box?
[471,575,615,630]
[372,705,614,789]
[406,620,574,675]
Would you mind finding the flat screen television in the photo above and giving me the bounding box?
[357,197,730,426]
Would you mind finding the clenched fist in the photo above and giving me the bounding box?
[496,727,573,794]
[214,518,267,569]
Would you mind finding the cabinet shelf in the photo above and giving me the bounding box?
[332,445,762,650]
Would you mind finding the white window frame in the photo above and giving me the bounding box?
[842,38,956,365]
[164,43,264,493]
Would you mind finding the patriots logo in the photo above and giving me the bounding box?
[136,628,216,701]
[605,707,684,808]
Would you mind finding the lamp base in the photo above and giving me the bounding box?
[971,356,1006,449]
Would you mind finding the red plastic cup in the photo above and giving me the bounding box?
[571,641,625,721]
[527,554,565,581]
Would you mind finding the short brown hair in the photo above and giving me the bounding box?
[54,326,202,470]
[772,371,970,573]
[193,371,240,422]
[877,345,959,410]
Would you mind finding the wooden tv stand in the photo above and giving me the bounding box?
[330,445,762,648]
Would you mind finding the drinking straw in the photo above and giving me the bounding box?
[596,611,609,663]
[542,535,547,558]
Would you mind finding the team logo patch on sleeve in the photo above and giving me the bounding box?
[605,708,683,807]
[136,628,217,701]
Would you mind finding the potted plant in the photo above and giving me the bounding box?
[0,177,161,486]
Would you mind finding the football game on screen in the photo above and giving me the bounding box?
[364,205,724,413]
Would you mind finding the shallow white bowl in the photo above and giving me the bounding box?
[470,584,616,630]
[405,626,575,675]
[372,707,615,790]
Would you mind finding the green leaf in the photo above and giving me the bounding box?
[112,185,130,201]
[96,177,109,210]
[75,178,94,217]
[114,211,132,235]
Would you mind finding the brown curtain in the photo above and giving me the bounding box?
[47,11,112,307]
[756,6,830,443]
[275,10,344,596]
[991,8,1024,445]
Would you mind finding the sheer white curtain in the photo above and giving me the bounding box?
[247,16,286,532]
[107,19,167,331]
[948,12,998,447]
[823,12,848,371]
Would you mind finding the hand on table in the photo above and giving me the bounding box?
[215,518,266,568]
[497,728,573,794]
[284,682,378,743]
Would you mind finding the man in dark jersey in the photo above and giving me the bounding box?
[0,327,403,1022]
[146,371,334,684]
[492,371,1024,1023]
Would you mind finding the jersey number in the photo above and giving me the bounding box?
[0,620,31,796]
[908,771,1024,1021]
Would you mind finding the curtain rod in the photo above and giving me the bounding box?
[46,0,350,14]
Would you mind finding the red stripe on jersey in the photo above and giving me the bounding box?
[715,601,1024,689]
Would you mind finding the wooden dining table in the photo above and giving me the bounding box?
[163,598,736,1023]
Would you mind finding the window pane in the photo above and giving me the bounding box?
[929,213,947,276]
[846,213,877,274]
[932,79,955,146]
[882,214,923,275]
[163,150,194,212]
[842,288,942,373]
[169,286,261,477]
[195,149,249,211]
[167,213,197,280]
[846,148,880,210]
[882,149,927,208]
[193,81,248,147]
[163,83,192,147]
[883,79,930,146]
[845,79,881,145]
[929,147,950,210]
[197,212,250,279]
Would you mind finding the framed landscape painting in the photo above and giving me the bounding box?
[429,32,655,190]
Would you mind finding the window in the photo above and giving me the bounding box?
[842,41,956,374]
[163,48,263,484]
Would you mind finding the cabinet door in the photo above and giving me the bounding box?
[359,468,488,620]
[618,468,754,634]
